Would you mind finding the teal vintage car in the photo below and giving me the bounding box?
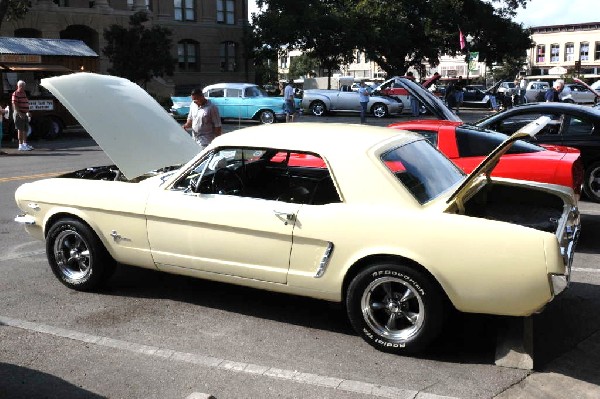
[171,83,301,124]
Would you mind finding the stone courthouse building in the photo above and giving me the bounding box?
[0,0,252,95]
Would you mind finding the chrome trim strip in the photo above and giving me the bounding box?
[14,214,36,225]
[314,242,334,278]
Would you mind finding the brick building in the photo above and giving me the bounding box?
[0,0,252,95]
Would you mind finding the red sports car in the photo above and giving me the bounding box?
[389,120,583,194]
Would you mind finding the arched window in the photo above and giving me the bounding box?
[220,41,237,72]
[14,28,42,38]
[178,40,199,71]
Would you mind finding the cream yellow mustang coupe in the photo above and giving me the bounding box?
[15,73,580,354]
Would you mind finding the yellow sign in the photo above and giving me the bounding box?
[0,54,41,63]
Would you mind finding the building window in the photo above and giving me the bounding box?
[536,44,545,63]
[580,42,589,61]
[550,44,560,62]
[595,42,600,61]
[178,40,198,70]
[127,0,150,9]
[217,0,235,24]
[565,42,574,62]
[220,41,237,72]
[174,0,195,21]
[280,51,288,69]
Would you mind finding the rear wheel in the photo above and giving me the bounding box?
[583,162,600,202]
[259,110,275,124]
[46,218,116,291]
[346,262,445,354]
[310,101,326,117]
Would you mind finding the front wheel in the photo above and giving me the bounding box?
[259,110,275,124]
[371,103,388,118]
[46,218,116,291]
[583,161,600,202]
[346,263,445,354]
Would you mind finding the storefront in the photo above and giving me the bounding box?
[0,37,98,140]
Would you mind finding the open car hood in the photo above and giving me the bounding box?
[375,76,462,122]
[448,116,552,204]
[41,73,198,180]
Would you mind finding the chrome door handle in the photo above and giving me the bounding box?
[273,210,295,225]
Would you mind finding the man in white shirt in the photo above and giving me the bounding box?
[182,88,222,150]
[284,81,296,122]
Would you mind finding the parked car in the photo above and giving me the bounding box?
[524,81,549,103]
[301,85,403,118]
[170,83,301,124]
[462,85,494,107]
[15,73,580,355]
[389,76,600,203]
[388,120,583,194]
[475,103,600,201]
[560,83,598,104]
[372,76,426,114]
[496,81,517,97]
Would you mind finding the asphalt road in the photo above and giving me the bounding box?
[1,109,599,399]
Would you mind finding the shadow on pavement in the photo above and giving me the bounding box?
[0,362,106,399]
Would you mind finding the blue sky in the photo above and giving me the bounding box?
[248,0,598,28]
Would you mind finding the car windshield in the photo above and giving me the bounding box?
[381,139,464,204]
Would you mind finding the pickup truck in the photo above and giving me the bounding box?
[301,86,403,118]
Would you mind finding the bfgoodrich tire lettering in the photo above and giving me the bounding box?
[346,263,445,354]
[46,218,116,291]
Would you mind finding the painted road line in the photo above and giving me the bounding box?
[0,171,67,183]
[0,315,457,399]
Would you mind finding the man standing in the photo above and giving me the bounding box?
[358,81,370,124]
[284,80,296,122]
[12,80,33,151]
[454,76,465,114]
[406,72,420,117]
[545,79,564,102]
[182,88,222,151]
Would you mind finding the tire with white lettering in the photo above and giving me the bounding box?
[346,263,445,354]
[46,218,116,291]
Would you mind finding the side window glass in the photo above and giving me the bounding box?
[208,89,224,98]
[564,116,594,136]
[226,89,241,98]
[411,130,438,147]
[174,148,340,205]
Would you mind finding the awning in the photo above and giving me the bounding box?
[1,64,72,72]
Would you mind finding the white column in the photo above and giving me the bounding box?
[133,0,148,11]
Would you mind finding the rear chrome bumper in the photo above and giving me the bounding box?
[552,206,581,296]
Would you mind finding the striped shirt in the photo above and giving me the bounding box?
[12,89,29,113]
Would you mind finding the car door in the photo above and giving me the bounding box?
[145,148,303,284]
[336,89,361,112]
[558,114,600,163]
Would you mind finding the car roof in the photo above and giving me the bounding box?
[212,122,419,154]
[204,83,259,90]
[497,102,600,114]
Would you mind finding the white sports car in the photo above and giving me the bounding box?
[15,73,580,354]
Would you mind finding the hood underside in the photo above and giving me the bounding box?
[41,73,198,180]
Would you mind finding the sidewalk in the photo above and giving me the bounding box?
[495,330,600,398]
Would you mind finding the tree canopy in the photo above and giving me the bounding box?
[251,0,533,78]
[0,0,32,31]
[103,12,176,87]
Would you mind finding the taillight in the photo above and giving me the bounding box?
[573,158,584,195]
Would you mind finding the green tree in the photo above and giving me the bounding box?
[288,53,320,79]
[0,0,32,31]
[251,0,532,78]
[253,0,359,88]
[103,11,175,87]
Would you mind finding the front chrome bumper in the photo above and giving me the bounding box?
[14,214,36,225]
